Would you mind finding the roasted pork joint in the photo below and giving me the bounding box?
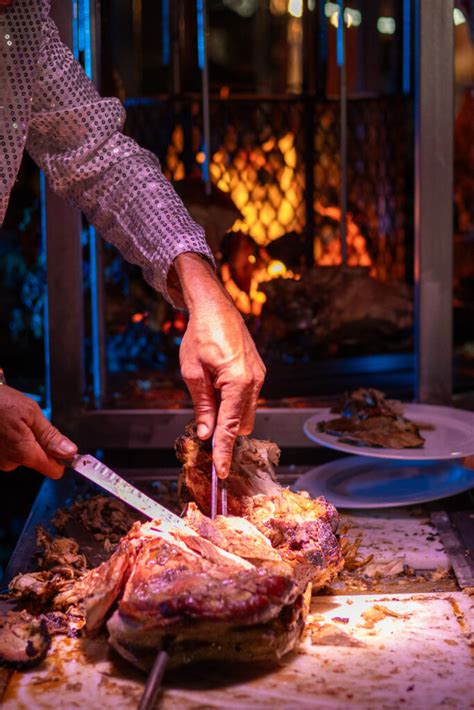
[176,424,343,589]
[79,520,302,671]
[1,427,343,672]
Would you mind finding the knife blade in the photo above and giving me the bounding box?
[69,454,188,532]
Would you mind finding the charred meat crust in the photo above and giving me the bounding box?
[4,425,343,672]
[107,591,307,672]
[0,611,51,670]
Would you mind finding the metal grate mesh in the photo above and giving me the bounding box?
[124,95,412,280]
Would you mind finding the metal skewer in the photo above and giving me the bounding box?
[221,478,228,516]
[137,650,169,710]
[210,433,228,518]
[211,457,218,519]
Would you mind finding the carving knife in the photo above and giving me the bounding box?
[67,454,188,532]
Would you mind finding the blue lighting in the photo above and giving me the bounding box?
[40,172,51,420]
[197,0,205,70]
[72,1,79,59]
[336,0,344,67]
[77,0,93,79]
[201,143,210,185]
[124,97,158,107]
[89,226,102,408]
[162,0,170,66]
[76,0,101,404]
[402,0,411,94]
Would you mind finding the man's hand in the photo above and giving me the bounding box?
[172,253,266,479]
[0,386,77,478]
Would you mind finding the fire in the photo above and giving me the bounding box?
[221,258,300,317]
[165,125,374,316]
[210,131,305,244]
[314,202,373,269]
[210,131,372,270]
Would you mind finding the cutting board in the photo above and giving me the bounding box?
[2,592,473,710]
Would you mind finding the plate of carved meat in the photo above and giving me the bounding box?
[304,389,474,460]
[293,456,474,509]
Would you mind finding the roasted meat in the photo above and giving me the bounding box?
[78,520,302,670]
[3,427,343,672]
[0,610,50,670]
[317,388,425,449]
[7,528,88,613]
[176,424,343,589]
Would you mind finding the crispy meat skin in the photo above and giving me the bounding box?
[108,589,308,672]
[0,611,50,670]
[176,423,343,589]
[77,520,303,670]
[8,528,88,612]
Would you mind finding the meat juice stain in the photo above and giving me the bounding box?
[447,597,474,659]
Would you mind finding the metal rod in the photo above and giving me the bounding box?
[170,0,181,95]
[79,1,106,409]
[221,479,228,516]
[414,0,453,404]
[337,0,348,264]
[211,462,218,519]
[137,650,169,710]
[198,0,212,195]
[303,0,315,267]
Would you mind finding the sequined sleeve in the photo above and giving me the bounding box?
[26,16,214,303]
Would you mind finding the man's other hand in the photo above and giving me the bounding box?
[173,253,266,479]
[0,386,77,478]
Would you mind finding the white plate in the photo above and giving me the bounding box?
[293,456,474,509]
[304,403,474,460]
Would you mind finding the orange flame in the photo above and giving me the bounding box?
[222,259,300,317]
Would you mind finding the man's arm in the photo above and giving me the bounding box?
[26,16,213,303]
[25,15,265,476]
[172,253,266,478]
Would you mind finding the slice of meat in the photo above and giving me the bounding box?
[0,610,51,670]
[318,414,424,448]
[318,388,425,449]
[81,525,144,634]
[184,503,293,577]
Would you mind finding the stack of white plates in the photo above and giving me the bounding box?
[295,404,474,509]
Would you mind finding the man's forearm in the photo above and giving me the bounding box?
[170,253,234,313]
[27,17,214,305]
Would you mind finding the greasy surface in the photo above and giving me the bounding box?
[2,592,472,709]
[113,537,297,626]
[327,506,458,595]
[1,489,470,707]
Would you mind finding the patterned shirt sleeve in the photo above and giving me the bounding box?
[26,16,215,303]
